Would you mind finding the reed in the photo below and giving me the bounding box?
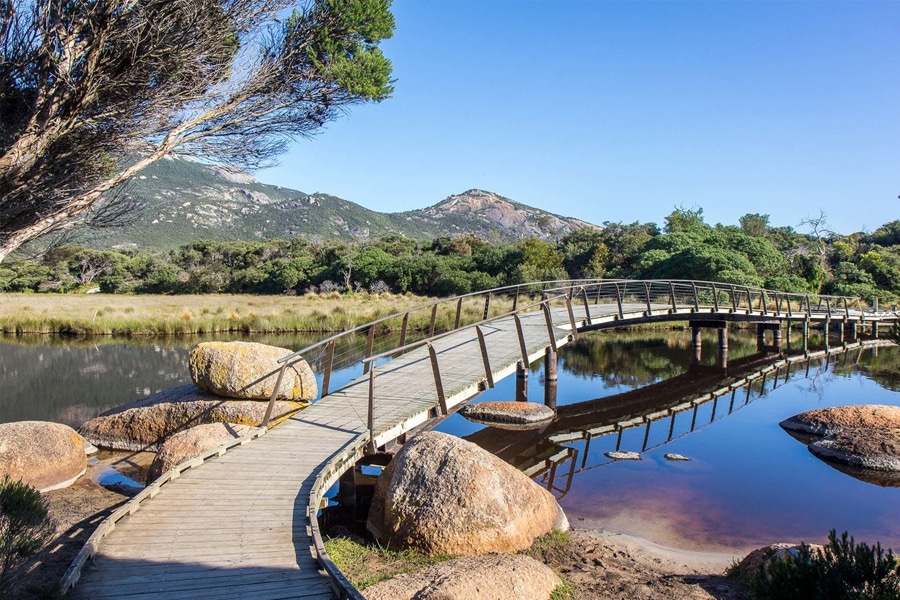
[0,293,435,337]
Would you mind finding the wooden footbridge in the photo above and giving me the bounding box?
[63,280,899,599]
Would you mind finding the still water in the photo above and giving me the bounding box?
[2,329,899,552]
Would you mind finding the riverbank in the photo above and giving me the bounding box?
[0,292,435,336]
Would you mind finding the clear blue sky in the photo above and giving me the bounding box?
[260,0,900,235]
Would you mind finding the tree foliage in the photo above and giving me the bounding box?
[0,0,395,260]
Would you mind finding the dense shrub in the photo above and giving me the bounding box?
[0,476,56,599]
[746,530,900,600]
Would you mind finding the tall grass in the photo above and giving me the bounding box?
[0,293,434,337]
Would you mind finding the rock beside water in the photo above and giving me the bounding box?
[459,401,555,430]
[189,341,317,401]
[79,384,305,451]
[367,431,568,556]
[780,404,900,436]
[0,421,87,492]
[146,422,262,483]
[781,404,900,478]
[362,553,561,600]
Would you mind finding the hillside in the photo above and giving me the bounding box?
[69,157,595,249]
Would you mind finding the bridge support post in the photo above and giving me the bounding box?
[516,361,528,402]
[802,319,809,354]
[757,324,766,352]
[717,324,728,369]
[544,349,558,410]
[773,325,782,352]
[786,322,792,349]
[691,325,703,365]
[874,321,880,338]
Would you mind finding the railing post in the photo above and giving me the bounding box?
[512,286,520,311]
[475,325,494,388]
[745,287,753,312]
[825,297,832,317]
[691,282,700,312]
[595,281,603,305]
[367,366,376,454]
[426,342,448,415]
[363,324,375,375]
[669,282,677,312]
[399,312,409,348]
[565,296,579,341]
[542,301,559,353]
[615,283,624,319]
[261,362,289,428]
[454,297,463,330]
[760,290,768,315]
[513,313,529,365]
[643,282,652,315]
[321,340,335,397]
[787,294,793,317]
[843,297,850,319]
[429,304,438,337]
[805,294,811,316]
[483,292,492,321]
[711,283,719,312]
[580,287,592,325]
[730,285,738,312]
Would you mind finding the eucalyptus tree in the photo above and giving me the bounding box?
[0,0,394,261]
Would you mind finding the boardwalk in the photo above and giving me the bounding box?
[66,280,898,599]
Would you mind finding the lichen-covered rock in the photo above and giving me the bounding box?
[362,553,561,600]
[809,428,900,472]
[459,401,555,430]
[367,431,568,556]
[780,404,900,436]
[79,384,305,451]
[146,422,262,483]
[0,421,87,492]
[189,341,317,401]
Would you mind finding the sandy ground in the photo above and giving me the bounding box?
[529,526,750,599]
[11,474,753,600]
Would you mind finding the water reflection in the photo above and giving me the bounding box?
[434,329,900,552]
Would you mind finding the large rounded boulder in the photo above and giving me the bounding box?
[189,341,317,401]
[0,421,87,492]
[367,431,568,556]
[79,384,305,451]
[146,422,261,483]
[362,553,562,600]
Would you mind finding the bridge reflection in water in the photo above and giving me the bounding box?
[464,339,894,500]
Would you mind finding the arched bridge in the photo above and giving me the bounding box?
[64,280,899,600]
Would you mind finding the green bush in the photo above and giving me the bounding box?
[747,530,900,600]
[0,476,56,599]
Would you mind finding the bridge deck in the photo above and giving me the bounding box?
[70,308,571,599]
[68,299,893,599]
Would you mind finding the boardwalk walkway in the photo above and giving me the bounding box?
[66,280,898,599]
[69,304,572,599]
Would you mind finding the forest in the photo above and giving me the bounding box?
[2,209,899,303]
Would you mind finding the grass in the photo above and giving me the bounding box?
[323,537,454,590]
[0,292,521,337]
[0,293,430,337]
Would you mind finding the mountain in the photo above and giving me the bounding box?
[70,157,596,249]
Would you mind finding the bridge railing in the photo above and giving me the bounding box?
[262,279,875,425]
[260,279,594,425]
[540,279,871,322]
